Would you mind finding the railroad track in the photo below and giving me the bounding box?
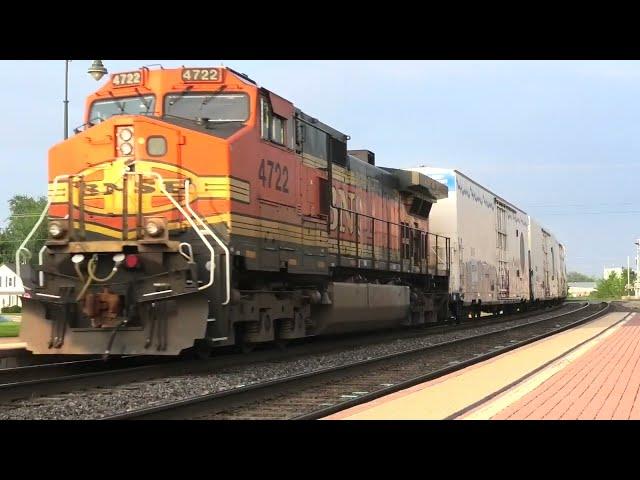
[103,302,608,420]
[0,302,578,404]
[0,356,178,404]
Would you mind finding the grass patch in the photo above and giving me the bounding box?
[0,322,20,337]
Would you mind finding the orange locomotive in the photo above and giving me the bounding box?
[17,66,451,356]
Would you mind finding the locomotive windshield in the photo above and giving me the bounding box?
[164,93,249,123]
[89,95,156,123]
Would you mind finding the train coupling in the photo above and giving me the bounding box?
[82,288,122,328]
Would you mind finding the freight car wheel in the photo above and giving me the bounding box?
[181,341,212,360]
[193,341,212,360]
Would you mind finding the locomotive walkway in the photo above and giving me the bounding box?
[325,310,638,420]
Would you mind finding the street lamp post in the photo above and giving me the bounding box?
[64,60,70,140]
[63,60,109,140]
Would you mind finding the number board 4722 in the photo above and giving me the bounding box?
[259,159,289,193]
[112,71,142,87]
[182,68,223,83]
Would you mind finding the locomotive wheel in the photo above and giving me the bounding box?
[234,324,256,354]
[183,341,211,360]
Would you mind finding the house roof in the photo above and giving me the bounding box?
[0,263,17,274]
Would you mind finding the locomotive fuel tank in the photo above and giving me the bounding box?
[312,282,411,334]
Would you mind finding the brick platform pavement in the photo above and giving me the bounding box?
[326,311,631,420]
[490,313,640,420]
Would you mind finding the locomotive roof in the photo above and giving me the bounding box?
[294,109,349,143]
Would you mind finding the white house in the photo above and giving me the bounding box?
[568,282,597,297]
[603,266,624,279]
[0,264,24,308]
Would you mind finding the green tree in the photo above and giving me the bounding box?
[567,271,596,282]
[0,195,48,266]
[593,269,637,299]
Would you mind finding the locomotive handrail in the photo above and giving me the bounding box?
[20,164,226,301]
[38,245,48,287]
[17,162,120,280]
[15,174,72,279]
[331,205,450,242]
[332,205,450,276]
[184,179,231,305]
[123,166,217,292]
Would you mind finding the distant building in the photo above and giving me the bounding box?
[0,264,24,308]
[568,282,597,297]
[603,267,624,279]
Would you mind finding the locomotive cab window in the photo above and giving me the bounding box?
[271,115,285,144]
[89,95,156,123]
[261,96,286,145]
[164,93,249,123]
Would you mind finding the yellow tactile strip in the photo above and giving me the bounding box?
[324,311,629,420]
[0,342,26,350]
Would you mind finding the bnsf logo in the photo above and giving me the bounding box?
[329,186,369,235]
[48,159,244,216]
[83,179,185,197]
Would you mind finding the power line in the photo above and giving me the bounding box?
[543,211,640,216]
[529,202,635,208]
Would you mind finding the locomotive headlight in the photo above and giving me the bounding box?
[118,127,133,142]
[140,217,168,244]
[145,220,164,237]
[119,142,133,156]
[48,221,66,239]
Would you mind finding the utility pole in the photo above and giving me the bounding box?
[627,256,631,296]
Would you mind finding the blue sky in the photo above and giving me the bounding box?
[1,60,637,277]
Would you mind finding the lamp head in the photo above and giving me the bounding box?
[88,60,108,81]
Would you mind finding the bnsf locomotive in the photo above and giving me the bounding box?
[17,66,452,356]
